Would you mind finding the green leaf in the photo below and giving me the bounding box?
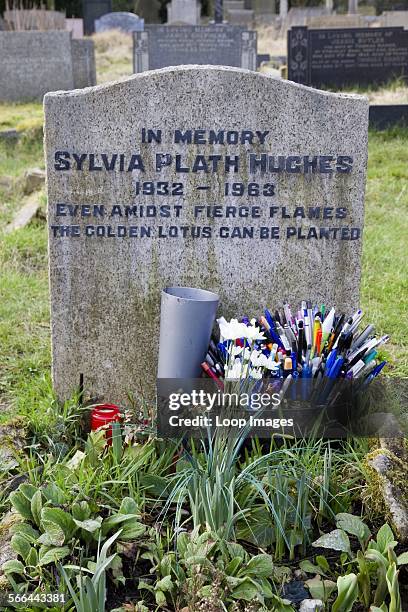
[376,524,397,554]
[30,489,43,528]
[11,523,39,541]
[42,483,66,505]
[231,578,259,601]
[19,484,37,501]
[119,521,146,541]
[312,529,351,555]
[38,523,65,547]
[41,507,76,542]
[226,557,242,576]
[155,590,167,606]
[2,559,25,575]
[10,490,33,521]
[118,497,139,515]
[299,559,327,577]
[156,575,173,592]
[11,534,31,562]
[177,532,189,557]
[332,573,359,612]
[72,501,91,521]
[26,547,38,567]
[397,552,408,566]
[226,541,246,560]
[335,513,371,547]
[245,554,273,578]
[305,575,336,601]
[316,555,331,573]
[38,546,71,566]
[73,517,102,533]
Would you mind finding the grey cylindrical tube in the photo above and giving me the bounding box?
[158,287,219,379]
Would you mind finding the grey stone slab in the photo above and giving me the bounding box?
[133,25,257,72]
[95,11,144,33]
[0,31,74,102]
[0,32,96,102]
[167,0,201,25]
[44,66,368,404]
[72,39,97,89]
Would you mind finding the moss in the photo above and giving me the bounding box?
[363,448,408,532]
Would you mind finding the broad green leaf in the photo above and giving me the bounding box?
[26,547,38,567]
[231,578,259,601]
[226,541,246,560]
[245,554,273,578]
[177,532,189,557]
[312,529,351,555]
[19,484,37,501]
[305,575,336,601]
[332,573,359,612]
[316,555,331,573]
[156,575,173,592]
[11,523,39,541]
[38,546,71,566]
[73,517,102,533]
[2,559,25,575]
[42,483,66,505]
[102,513,140,532]
[41,507,76,541]
[376,524,397,554]
[299,559,327,577]
[155,590,166,606]
[30,490,43,527]
[397,552,408,566]
[226,557,242,576]
[72,501,91,521]
[11,534,31,562]
[118,521,146,541]
[118,497,139,515]
[10,490,33,521]
[335,513,371,546]
[38,522,65,547]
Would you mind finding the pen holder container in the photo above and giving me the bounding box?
[158,287,219,379]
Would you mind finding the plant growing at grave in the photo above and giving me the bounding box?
[138,526,295,611]
[302,514,408,609]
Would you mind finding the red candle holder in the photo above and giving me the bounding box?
[91,404,122,445]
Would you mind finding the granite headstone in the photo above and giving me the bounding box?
[44,65,369,403]
[288,26,408,87]
[82,0,112,34]
[133,25,257,72]
[167,0,201,25]
[95,11,144,33]
[0,31,95,102]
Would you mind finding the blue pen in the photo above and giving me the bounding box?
[362,361,387,388]
[325,348,337,374]
[264,309,285,349]
[301,363,312,400]
[319,357,344,404]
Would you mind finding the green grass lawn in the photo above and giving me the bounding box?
[0,111,407,422]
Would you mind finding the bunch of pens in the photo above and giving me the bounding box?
[201,301,389,406]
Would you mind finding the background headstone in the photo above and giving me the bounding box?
[167,0,201,25]
[95,12,144,33]
[0,31,73,102]
[133,25,257,72]
[72,39,97,89]
[0,32,96,101]
[44,65,369,404]
[82,0,112,34]
[66,18,84,38]
[381,10,408,29]
[137,0,161,24]
[288,26,408,88]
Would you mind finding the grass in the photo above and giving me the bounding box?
[0,108,407,423]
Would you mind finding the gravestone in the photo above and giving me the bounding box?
[82,0,112,34]
[288,26,408,88]
[133,25,257,72]
[66,18,84,38]
[306,14,365,28]
[167,0,201,25]
[381,11,408,29]
[0,31,95,102]
[44,65,369,404]
[95,12,144,33]
[226,8,254,25]
[137,0,161,24]
[72,39,97,89]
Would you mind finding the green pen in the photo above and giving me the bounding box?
[321,304,325,319]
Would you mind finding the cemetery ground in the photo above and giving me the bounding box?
[0,96,408,609]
